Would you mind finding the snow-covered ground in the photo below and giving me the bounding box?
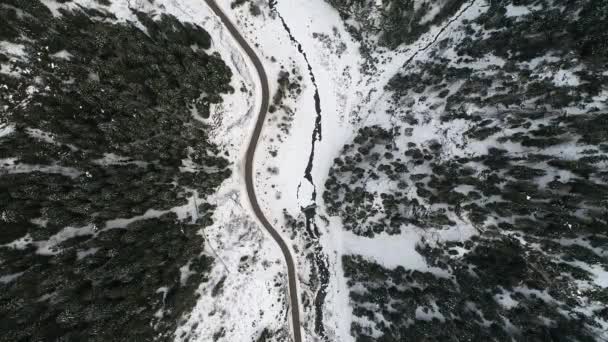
[28,1,292,341]
[214,1,363,339]
[139,1,295,340]
[30,1,606,341]
[215,0,490,340]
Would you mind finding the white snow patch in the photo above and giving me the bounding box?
[552,69,581,87]
[415,301,446,322]
[0,123,15,138]
[0,41,27,60]
[0,271,24,284]
[0,63,22,78]
[93,153,147,167]
[31,218,49,227]
[50,50,73,60]
[419,2,442,24]
[40,0,63,17]
[178,260,196,286]
[97,0,295,340]
[505,4,531,17]
[216,0,488,339]
[494,291,519,309]
[76,247,99,260]
[564,260,608,288]
[0,157,83,178]
[342,229,428,270]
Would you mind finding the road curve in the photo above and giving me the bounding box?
[202,1,303,341]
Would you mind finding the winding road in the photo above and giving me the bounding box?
[203,1,303,341]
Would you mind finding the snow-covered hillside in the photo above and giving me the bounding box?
[322,0,608,340]
[226,0,608,341]
[0,0,289,341]
[1,0,607,341]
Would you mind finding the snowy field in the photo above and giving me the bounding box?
[12,0,606,341]
[19,0,292,340]
[213,0,491,340]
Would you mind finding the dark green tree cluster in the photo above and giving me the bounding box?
[0,1,233,340]
[323,126,459,237]
[326,0,469,48]
[269,69,302,135]
[323,0,608,340]
[458,0,608,65]
[343,235,607,342]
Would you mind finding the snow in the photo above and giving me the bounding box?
[0,271,24,284]
[9,0,604,340]
[500,316,521,335]
[187,102,207,124]
[0,123,15,138]
[50,49,73,60]
[39,0,63,17]
[563,260,608,288]
[0,41,27,60]
[524,54,561,69]
[552,69,581,87]
[178,260,196,286]
[104,208,172,230]
[341,229,432,272]
[93,153,147,167]
[76,247,99,260]
[556,236,608,258]
[3,225,95,255]
[0,1,289,340]
[216,0,488,339]
[25,127,79,151]
[494,290,519,309]
[415,302,446,322]
[39,0,153,27]
[513,286,557,303]
[504,4,531,17]
[420,2,442,25]
[31,217,49,227]
[0,63,23,78]
[448,246,469,258]
[465,301,493,326]
[216,0,365,337]
[0,157,83,179]
[82,1,295,340]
